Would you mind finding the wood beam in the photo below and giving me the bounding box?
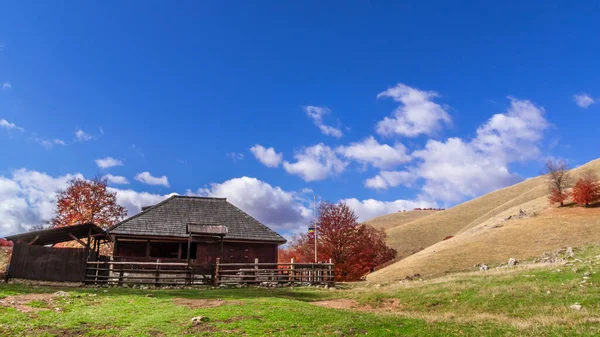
[28,235,40,246]
[68,233,91,249]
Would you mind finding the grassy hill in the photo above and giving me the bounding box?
[365,209,439,231]
[368,158,600,281]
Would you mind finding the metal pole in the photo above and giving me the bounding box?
[314,195,317,263]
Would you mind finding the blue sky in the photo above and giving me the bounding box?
[1,2,599,237]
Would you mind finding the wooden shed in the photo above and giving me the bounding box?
[108,196,287,273]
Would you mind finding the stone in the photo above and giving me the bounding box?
[479,264,489,271]
[584,272,591,277]
[145,294,154,298]
[191,316,209,326]
[53,291,69,297]
[570,303,583,311]
[546,290,551,295]
[567,247,574,258]
[508,258,518,266]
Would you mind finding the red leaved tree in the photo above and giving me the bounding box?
[50,177,127,229]
[572,173,600,207]
[281,201,397,281]
[548,188,570,206]
[0,238,13,247]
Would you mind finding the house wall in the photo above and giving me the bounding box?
[114,238,278,265]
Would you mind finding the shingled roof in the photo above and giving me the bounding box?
[109,196,286,244]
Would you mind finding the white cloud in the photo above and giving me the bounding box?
[283,143,347,181]
[365,170,416,189]
[573,93,595,108]
[2,81,11,90]
[226,152,244,163]
[0,168,175,236]
[190,176,312,232]
[75,129,92,141]
[0,169,83,236]
[250,145,283,168]
[376,83,451,137]
[103,174,130,185]
[95,157,124,169]
[37,139,66,149]
[366,97,548,203]
[341,198,437,222]
[336,136,411,169]
[110,189,174,217]
[134,172,170,187]
[0,118,24,132]
[304,106,343,138]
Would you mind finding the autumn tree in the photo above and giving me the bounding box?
[572,173,600,208]
[0,238,13,247]
[281,202,397,281]
[545,159,571,207]
[50,177,127,230]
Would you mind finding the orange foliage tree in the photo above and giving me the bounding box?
[50,177,127,229]
[572,173,600,207]
[548,188,570,206]
[0,238,13,247]
[280,201,397,281]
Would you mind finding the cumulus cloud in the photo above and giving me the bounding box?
[376,83,451,137]
[0,169,83,236]
[283,143,347,181]
[304,106,343,138]
[364,170,416,189]
[95,157,124,169]
[341,198,437,222]
[2,81,11,90]
[336,136,411,169]
[0,169,175,236]
[573,93,595,108]
[0,118,24,132]
[103,174,130,185]
[190,176,312,232]
[134,172,170,187]
[250,145,283,168]
[367,97,548,203]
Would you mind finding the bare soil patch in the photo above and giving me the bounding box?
[172,298,240,309]
[0,293,58,313]
[312,298,404,312]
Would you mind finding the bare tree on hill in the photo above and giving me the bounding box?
[545,159,572,207]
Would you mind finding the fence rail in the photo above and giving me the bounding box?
[215,258,334,286]
[84,258,335,287]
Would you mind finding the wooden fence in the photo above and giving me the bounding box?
[215,258,335,286]
[85,258,335,286]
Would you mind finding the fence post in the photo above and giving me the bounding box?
[214,258,220,286]
[290,258,295,284]
[254,258,259,283]
[118,263,124,287]
[329,258,333,285]
[155,259,160,287]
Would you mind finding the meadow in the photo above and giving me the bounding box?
[1,245,599,336]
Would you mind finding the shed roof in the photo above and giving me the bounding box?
[5,223,111,246]
[109,196,287,244]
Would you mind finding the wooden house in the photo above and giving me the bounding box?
[108,196,287,271]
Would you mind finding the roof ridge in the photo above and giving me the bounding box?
[173,195,227,201]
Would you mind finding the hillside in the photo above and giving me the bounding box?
[368,158,600,281]
[365,209,439,231]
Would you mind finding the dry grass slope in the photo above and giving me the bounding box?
[365,210,438,231]
[368,157,600,281]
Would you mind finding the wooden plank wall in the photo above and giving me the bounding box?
[8,242,89,282]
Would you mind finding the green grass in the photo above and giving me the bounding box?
[2,245,600,336]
